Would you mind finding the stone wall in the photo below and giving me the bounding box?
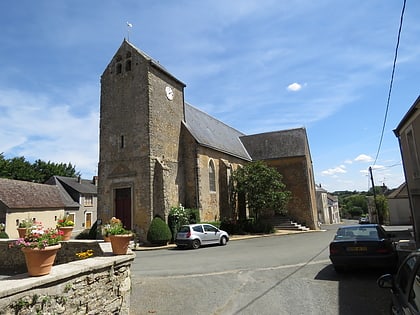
[0,240,134,314]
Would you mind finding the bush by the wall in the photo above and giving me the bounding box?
[0,231,9,238]
[147,217,172,246]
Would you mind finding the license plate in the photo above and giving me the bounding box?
[347,246,367,252]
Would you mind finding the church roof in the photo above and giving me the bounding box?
[184,103,251,161]
[240,128,310,160]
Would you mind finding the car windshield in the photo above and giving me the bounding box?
[334,226,380,240]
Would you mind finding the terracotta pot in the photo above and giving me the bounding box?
[17,228,28,238]
[21,244,61,276]
[58,226,74,241]
[103,236,111,242]
[109,234,132,255]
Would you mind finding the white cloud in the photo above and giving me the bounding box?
[344,159,353,164]
[321,166,347,176]
[287,82,302,92]
[354,154,374,163]
[0,87,99,178]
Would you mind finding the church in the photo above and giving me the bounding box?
[97,40,318,242]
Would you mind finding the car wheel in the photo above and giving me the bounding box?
[191,239,200,249]
[220,236,228,246]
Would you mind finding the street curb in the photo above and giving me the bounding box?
[131,229,323,251]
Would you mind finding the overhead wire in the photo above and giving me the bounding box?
[373,0,406,166]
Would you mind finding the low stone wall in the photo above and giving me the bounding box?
[0,239,105,275]
[0,241,135,314]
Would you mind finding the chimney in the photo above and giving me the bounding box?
[78,176,81,183]
[93,176,98,186]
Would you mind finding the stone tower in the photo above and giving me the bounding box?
[98,40,186,240]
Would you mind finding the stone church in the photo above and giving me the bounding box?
[98,40,318,242]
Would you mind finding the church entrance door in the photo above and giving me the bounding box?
[115,187,132,229]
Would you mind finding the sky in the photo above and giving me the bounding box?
[0,0,418,192]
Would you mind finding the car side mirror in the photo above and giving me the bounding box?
[377,274,394,289]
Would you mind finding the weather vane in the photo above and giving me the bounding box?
[126,22,133,41]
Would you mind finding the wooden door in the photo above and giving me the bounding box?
[115,188,132,229]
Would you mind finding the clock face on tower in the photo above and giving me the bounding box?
[165,86,174,101]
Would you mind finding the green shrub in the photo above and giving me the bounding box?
[147,216,172,245]
[0,231,9,239]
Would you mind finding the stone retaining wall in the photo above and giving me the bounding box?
[0,241,134,314]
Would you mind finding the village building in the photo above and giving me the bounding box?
[394,95,420,245]
[97,40,319,242]
[0,178,65,238]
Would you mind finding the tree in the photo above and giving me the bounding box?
[0,154,80,183]
[231,161,291,221]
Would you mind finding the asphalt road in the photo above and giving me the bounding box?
[129,222,394,315]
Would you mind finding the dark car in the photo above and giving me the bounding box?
[329,224,397,273]
[377,250,420,315]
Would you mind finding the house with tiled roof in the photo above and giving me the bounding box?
[45,176,98,234]
[0,178,65,238]
[98,40,318,242]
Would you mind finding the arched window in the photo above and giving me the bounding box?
[209,160,216,192]
[116,63,122,74]
[125,60,131,71]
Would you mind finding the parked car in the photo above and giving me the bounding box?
[329,224,397,273]
[175,224,229,249]
[359,216,370,224]
[377,250,420,315]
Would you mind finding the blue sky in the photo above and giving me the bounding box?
[0,0,418,192]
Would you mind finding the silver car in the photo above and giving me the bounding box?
[175,224,229,249]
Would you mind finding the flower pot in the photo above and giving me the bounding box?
[103,236,111,242]
[58,226,74,241]
[17,228,27,238]
[21,244,61,276]
[109,234,132,255]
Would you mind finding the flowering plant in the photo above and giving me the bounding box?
[103,217,131,236]
[56,215,74,227]
[10,223,63,249]
[18,219,34,229]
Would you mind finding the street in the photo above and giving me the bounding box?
[130,223,392,315]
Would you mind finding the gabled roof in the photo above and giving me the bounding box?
[387,182,408,199]
[184,103,251,160]
[46,176,97,195]
[240,127,310,160]
[0,178,64,209]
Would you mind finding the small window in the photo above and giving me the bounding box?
[125,60,131,72]
[84,195,93,207]
[116,63,122,74]
[209,160,216,192]
[193,225,204,233]
[126,51,131,58]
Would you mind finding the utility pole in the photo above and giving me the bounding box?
[369,166,382,224]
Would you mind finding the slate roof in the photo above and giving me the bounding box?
[0,178,65,209]
[46,176,97,195]
[240,128,310,160]
[184,103,251,161]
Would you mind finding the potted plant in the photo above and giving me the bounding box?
[101,223,111,242]
[17,219,34,238]
[10,222,63,276]
[106,217,133,255]
[56,215,75,241]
